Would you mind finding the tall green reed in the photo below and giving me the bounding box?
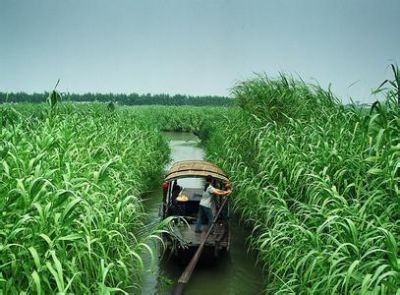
[0,103,170,294]
[207,73,400,294]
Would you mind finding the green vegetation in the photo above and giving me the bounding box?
[120,105,229,134]
[0,103,171,293]
[206,72,400,294]
[0,92,232,106]
[2,66,399,294]
[0,100,232,294]
[374,63,400,106]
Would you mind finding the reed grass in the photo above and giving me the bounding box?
[207,72,400,294]
[3,68,398,294]
[0,103,171,293]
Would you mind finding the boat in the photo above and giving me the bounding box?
[160,160,231,259]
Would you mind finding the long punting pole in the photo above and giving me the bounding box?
[171,196,229,295]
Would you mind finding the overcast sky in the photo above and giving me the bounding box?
[0,0,399,103]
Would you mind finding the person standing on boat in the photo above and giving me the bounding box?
[195,175,231,233]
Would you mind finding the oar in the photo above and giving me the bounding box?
[171,196,229,295]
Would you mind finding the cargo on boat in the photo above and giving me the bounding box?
[160,160,231,259]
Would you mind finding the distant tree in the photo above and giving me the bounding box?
[0,91,232,106]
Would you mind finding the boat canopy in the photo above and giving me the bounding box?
[165,160,229,182]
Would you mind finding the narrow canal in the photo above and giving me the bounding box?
[141,132,264,295]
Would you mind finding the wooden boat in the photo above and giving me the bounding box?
[160,160,231,259]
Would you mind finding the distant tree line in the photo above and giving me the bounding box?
[0,92,232,106]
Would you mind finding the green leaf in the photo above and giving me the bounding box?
[367,168,384,175]
[28,247,41,270]
[31,271,42,295]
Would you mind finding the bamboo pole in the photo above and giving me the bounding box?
[171,197,229,295]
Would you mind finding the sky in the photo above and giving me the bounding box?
[0,0,399,103]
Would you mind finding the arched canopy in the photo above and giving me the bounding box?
[164,160,229,182]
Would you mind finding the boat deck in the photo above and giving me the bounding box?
[178,223,229,248]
